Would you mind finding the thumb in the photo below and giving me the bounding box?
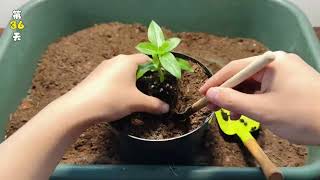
[206,87,267,120]
[135,93,170,114]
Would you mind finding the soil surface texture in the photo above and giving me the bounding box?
[5,22,307,166]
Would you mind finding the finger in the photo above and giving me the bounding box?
[206,87,269,121]
[134,92,169,114]
[207,103,220,111]
[251,51,288,82]
[199,53,275,94]
[128,53,151,65]
[199,57,254,94]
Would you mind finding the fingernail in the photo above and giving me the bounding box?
[161,103,170,113]
[207,87,220,100]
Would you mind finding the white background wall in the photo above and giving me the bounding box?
[1,0,29,27]
[0,0,319,27]
[290,0,320,26]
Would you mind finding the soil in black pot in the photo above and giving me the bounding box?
[5,22,307,167]
[136,71,178,108]
[113,61,210,139]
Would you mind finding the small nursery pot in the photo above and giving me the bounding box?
[118,53,213,163]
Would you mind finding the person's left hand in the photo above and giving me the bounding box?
[54,54,169,125]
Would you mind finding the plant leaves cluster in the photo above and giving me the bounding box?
[136,21,193,81]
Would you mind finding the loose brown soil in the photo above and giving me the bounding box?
[5,22,307,166]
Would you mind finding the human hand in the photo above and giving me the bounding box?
[55,54,169,125]
[0,54,170,180]
[200,51,320,145]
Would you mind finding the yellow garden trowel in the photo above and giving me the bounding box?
[214,109,283,180]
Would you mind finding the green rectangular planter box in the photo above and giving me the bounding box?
[0,0,319,179]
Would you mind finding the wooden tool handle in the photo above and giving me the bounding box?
[244,139,283,180]
[191,97,208,112]
[191,51,275,111]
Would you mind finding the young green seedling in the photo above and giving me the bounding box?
[136,21,193,82]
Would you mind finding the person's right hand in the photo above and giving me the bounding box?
[200,51,320,145]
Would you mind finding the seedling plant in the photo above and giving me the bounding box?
[136,21,193,82]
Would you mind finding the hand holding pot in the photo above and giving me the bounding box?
[59,54,169,124]
[200,51,320,145]
[0,54,169,180]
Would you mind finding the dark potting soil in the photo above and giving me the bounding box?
[5,23,307,166]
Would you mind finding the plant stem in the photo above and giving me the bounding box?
[152,54,160,69]
[152,54,164,82]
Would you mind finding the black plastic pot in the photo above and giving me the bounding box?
[117,53,213,164]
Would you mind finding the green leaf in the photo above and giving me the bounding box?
[159,38,181,54]
[136,42,158,55]
[159,52,181,78]
[136,62,156,79]
[148,21,165,47]
[177,58,194,72]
